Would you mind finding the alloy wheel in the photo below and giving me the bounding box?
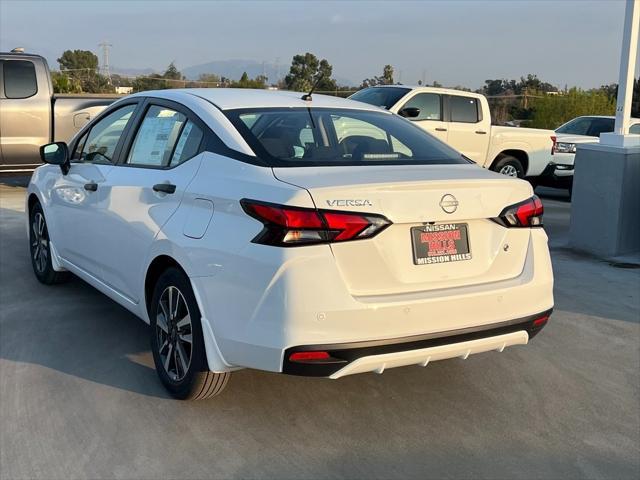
[31,212,49,274]
[499,164,519,177]
[156,286,193,382]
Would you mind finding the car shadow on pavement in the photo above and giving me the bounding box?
[0,205,170,399]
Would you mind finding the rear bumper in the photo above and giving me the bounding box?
[192,229,553,374]
[283,310,551,377]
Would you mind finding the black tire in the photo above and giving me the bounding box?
[149,267,230,400]
[29,202,71,285]
[491,155,525,178]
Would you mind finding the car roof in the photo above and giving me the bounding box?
[363,85,483,98]
[568,115,640,121]
[130,88,387,112]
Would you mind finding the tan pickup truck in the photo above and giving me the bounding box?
[0,50,119,173]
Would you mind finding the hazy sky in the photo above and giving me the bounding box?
[1,0,638,89]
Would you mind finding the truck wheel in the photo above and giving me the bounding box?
[492,156,525,178]
[149,267,230,400]
[29,202,70,285]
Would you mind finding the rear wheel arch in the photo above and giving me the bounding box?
[491,150,528,177]
[144,255,184,314]
[143,254,229,373]
[27,193,40,214]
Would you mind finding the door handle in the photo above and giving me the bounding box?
[435,127,447,132]
[84,182,98,192]
[475,130,487,134]
[153,183,176,194]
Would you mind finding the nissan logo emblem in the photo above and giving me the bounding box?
[440,194,459,214]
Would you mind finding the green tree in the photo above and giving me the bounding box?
[51,71,82,93]
[382,65,394,85]
[56,49,112,93]
[526,88,615,129]
[360,65,394,88]
[163,62,183,81]
[284,52,336,92]
[598,78,640,117]
[231,72,267,89]
[57,49,99,74]
[132,74,168,92]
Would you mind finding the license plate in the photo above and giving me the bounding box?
[411,223,471,265]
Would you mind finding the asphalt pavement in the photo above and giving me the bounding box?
[0,179,638,480]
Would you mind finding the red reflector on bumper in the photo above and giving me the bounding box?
[289,351,330,362]
[533,315,550,327]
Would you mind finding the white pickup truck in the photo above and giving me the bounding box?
[350,86,554,179]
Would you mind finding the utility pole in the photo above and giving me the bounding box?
[98,41,112,83]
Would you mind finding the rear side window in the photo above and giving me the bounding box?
[401,93,441,121]
[3,60,37,99]
[225,107,466,167]
[586,118,614,137]
[127,105,202,167]
[450,96,479,123]
[630,123,640,135]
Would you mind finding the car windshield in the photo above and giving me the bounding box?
[349,87,411,109]
[225,108,467,167]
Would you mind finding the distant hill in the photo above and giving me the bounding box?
[111,66,156,77]
[182,59,355,87]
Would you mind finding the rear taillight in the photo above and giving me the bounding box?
[240,199,391,247]
[493,195,544,228]
[550,135,557,155]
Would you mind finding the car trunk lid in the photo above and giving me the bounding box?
[273,164,535,297]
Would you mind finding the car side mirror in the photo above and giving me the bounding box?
[399,107,420,118]
[40,142,70,174]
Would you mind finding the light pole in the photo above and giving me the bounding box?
[601,0,639,145]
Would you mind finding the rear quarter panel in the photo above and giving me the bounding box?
[488,126,554,176]
[53,95,120,143]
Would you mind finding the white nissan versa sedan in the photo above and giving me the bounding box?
[28,89,553,400]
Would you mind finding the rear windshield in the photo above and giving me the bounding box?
[225,108,467,167]
[349,87,411,109]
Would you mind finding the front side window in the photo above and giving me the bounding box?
[3,60,37,99]
[76,104,137,164]
[630,123,640,135]
[225,108,465,167]
[401,93,441,121]
[349,87,411,110]
[127,106,203,167]
[450,96,479,123]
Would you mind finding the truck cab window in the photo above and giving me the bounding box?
[401,93,441,121]
[3,60,37,99]
[450,96,479,123]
